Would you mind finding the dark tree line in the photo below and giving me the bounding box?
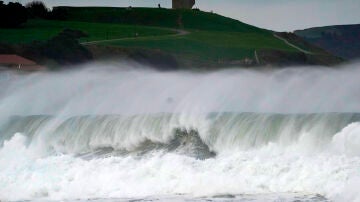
[25,1,68,20]
[0,1,28,28]
[0,1,68,28]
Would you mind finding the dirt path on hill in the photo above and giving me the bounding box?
[274,34,313,54]
[81,28,189,45]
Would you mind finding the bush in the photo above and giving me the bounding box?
[39,29,92,65]
[0,42,15,54]
[61,28,89,38]
[0,1,28,28]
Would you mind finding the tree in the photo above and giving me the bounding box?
[0,2,28,28]
[26,1,49,18]
[48,7,69,20]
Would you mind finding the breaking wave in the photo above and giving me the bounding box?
[1,63,360,201]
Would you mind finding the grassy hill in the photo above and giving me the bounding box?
[57,7,305,67]
[60,7,269,33]
[295,24,360,60]
[0,19,175,44]
[0,6,343,68]
[98,31,295,66]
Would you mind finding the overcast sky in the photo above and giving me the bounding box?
[9,0,360,31]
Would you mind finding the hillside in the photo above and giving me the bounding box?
[61,7,343,67]
[59,7,269,33]
[0,19,175,44]
[295,24,360,60]
[0,6,344,69]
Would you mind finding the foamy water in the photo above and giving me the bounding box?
[0,63,360,202]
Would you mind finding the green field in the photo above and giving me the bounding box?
[57,7,296,64]
[61,7,269,33]
[0,7,302,67]
[100,30,296,62]
[0,19,175,44]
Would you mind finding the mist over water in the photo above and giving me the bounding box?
[1,62,360,202]
[1,62,360,116]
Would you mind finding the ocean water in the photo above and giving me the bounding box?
[0,63,360,202]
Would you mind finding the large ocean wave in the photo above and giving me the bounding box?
[1,63,360,201]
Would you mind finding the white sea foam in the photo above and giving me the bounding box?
[1,131,360,201]
[332,122,360,156]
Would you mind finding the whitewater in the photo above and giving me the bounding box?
[1,63,360,202]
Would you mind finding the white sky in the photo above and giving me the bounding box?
[9,0,360,31]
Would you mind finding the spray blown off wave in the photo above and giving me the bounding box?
[1,63,360,201]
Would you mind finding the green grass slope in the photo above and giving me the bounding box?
[58,7,300,66]
[1,7,339,68]
[60,7,269,33]
[99,30,296,66]
[0,19,175,44]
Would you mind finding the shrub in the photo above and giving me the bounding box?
[40,29,92,65]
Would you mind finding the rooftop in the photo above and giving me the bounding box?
[0,54,46,71]
[0,54,37,65]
